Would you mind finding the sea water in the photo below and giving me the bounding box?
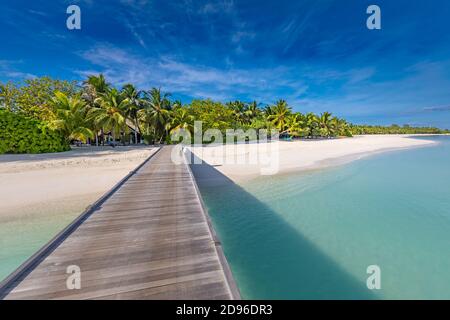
[0,203,86,281]
[199,136,450,299]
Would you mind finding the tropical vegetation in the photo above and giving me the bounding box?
[0,75,448,153]
[0,109,69,154]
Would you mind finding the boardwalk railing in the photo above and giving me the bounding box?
[182,146,241,299]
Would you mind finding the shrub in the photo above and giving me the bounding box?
[0,109,70,154]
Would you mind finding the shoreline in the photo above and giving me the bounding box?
[188,135,438,185]
[0,146,157,220]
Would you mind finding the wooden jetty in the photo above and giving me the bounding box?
[0,146,240,300]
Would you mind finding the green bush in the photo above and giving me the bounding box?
[0,109,70,154]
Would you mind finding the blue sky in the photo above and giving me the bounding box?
[0,0,449,128]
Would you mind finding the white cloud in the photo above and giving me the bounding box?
[76,43,384,110]
[76,43,309,102]
[0,60,36,80]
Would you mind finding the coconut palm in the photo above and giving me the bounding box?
[121,83,143,144]
[227,100,249,125]
[141,87,172,144]
[171,99,183,110]
[49,91,93,143]
[83,74,109,95]
[264,105,275,117]
[267,99,292,133]
[245,101,261,121]
[332,117,352,137]
[283,113,305,136]
[82,74,111,145]
[89,88,129,143]
[317,112,334,138]
[304,112,319,138]
[170,107,194,135]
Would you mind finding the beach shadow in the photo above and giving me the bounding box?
[188,151,378,300]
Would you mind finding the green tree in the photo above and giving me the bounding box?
[82,74,111,145]
[83,74,109,96]
[188,99,236,133]
[90,88,129,143]
[141,88,172,144]
[317,112,335,137]
[245,101,261,122]
[284,113,305,136]
[170,107,195,137]
[49,91,94,143]
[304,112,319,138]
[267,99,292,132]
[0,82,19,112]
[227,100,249,125]
[121,83,143,143]
[332,117,352,137]
[15,77,78,121]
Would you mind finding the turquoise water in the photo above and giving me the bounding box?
[0,207,80,281]
[198,136,450,299]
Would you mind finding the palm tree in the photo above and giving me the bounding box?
[82,74,110,145]
[227,100,249,125]
[89,88,129,143]
[267,99,292,133]
[83,74,109,95]
[141,87,172,144]
[332,117,352,137]
[172,99,183,110]
[245,101,261,121]
[283,113,305,136]
[121,84,143,144]
[318,112,334,138]
[49,91,93,143]
[264,105,275,117]
[304,112,319,138]
[170,107,194,136]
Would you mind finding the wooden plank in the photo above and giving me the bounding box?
[0,146,240,300]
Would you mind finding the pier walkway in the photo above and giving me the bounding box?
[0,146,239,300]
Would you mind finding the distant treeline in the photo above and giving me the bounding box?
[351,125,449,135]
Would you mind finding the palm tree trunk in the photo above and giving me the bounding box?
[134,117,138,144]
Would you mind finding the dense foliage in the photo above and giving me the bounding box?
[0,77,78,121]
[0,109,69,154]
[0,74,448,153]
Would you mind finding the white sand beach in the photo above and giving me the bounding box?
[188,135,437,184]
[0,146,157,221]
[0,136,436,219]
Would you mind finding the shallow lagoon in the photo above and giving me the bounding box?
[199,136,450,299]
